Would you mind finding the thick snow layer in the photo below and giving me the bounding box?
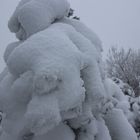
[4,41,21,63]
[96,118,111,140]
[6,22,104,113]
[8,0,70,40]
[0,71,33,115]
[1,0,138,139]
[112,78,135,97]
[60,18,103,54]
[76,119,98,140]
[0,73,16,114]
[68,103,94,129]
[104,78,127,101]
[33,123,75,140]
[1,4,110,138]
[0,67,8,82]
[0,72,34,139]
[104,109,138,140]
[0,123,75,140]
[103,78,133,120]
[59,19,106,110]
[2,23,88,136]
[25,95,61,135]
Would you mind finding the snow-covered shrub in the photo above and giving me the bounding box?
[112,77,140,138]
[0,0,138,140]
[107,47,140,97]
[112,77,135,97]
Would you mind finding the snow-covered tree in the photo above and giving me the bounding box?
[107,47,140,96]
[0,0,138,140]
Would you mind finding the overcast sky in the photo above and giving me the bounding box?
[0,0,140,72]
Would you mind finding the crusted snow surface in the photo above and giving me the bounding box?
[8,0,70,40]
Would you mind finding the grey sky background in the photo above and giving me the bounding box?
[0,0,140,72]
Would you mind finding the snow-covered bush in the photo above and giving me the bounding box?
[0,0,138,140]
[107,47,140,97]
[112,77,140,138]
[112,77,135,97]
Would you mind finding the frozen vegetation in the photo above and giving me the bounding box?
[0,0,139,140]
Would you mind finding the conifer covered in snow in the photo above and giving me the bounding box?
[0,0,138,140]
